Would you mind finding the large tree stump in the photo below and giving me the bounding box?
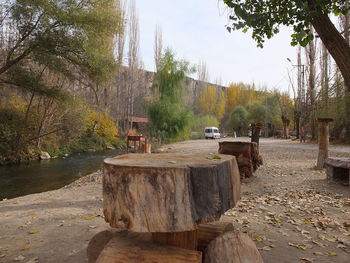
[103,153,240,233]
[218,141,262,178]
[204,231,263,263]
[96,233,202,263]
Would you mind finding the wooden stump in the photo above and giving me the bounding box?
[103,153,240,233]
[197,221,234,252]
[96,233,202,263]
[88,222,235,262]
[218,141,262,178]
[87,230,152,263]
[204,231,263,263]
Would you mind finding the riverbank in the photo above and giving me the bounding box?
[0,138,349,262]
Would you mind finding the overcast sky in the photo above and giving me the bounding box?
[136,0,298,93]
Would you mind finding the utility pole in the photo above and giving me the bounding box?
[287,55,306,143]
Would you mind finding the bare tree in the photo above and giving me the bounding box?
[305,26,317,140]
[154,25,163,71]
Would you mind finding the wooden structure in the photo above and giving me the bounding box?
[218,141,262,178]
[250,123,263,145]
[325,157,350,187]
[126,135,148,153]
[88,153,262,262]
[204,231,263,263]
[316,118,333,169]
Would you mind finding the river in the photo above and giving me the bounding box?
[0,149,121,200]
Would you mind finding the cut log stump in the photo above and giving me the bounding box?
[103,153,240,232]
[197,221,235,252]
[204,231,263,263]
[218,141,262,178]
[87,230,152,263]
[95,234,202,263]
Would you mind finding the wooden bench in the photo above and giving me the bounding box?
[325,157,350,186]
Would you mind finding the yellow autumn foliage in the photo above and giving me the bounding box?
[86,110,118,142]
[198,86,226,121]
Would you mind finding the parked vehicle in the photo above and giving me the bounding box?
[205,127,220,139]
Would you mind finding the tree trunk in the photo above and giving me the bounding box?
[306,28,317,140]
[311,12,350,91]
[103,153,240,232]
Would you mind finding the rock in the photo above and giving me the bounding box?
[40,152,51,160]
[106,146,115,150]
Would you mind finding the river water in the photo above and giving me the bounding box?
[0,149,120,200]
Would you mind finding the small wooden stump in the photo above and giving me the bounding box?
[218,141,262,178]
[325,157,350,186]
[204,231,263,263]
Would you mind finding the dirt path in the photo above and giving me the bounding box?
[0,138,349,263]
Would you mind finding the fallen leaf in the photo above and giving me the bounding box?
[300,258,315,263]
[0,254,5,258]
[26,257,39,263]
[28,229,39,235]
[337,243,346,249]
[85,216,96,220]
[89,225,97,229]
[326,251,337,256]
[20,244,30,251]
[254,236,264,242]
[260,246,271,251]
[14,255,25,261]
[288,242,309,250]
[168,161,176,164]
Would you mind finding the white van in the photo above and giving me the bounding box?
[205,127,220,139]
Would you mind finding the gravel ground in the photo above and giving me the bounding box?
[0,137,349,263]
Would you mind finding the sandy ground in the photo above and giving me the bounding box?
[0,138,349,263]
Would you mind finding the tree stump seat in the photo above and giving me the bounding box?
[218,141,262,178]
[325,157,350,186]
[87,153,262,262]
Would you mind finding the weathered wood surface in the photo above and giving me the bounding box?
[152,230,198,250]
[88,222,235,262]
[87,230,152,263]
[197,221,234,252]
[325,158,350,169]
[316,118,333,169]
[96,234,202,263]
[204,231,263,263]
[103,153,240,232]
[218,141,262,178]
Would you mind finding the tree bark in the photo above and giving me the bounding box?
[204,231,263,263]
[103,153,240,232]
[310,11,350,91]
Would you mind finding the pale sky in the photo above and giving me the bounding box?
[136,0,298,93]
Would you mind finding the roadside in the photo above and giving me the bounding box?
[0,138,349,263]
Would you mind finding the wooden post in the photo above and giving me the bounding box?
[251,123,263,145]
[316,118,333,169]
